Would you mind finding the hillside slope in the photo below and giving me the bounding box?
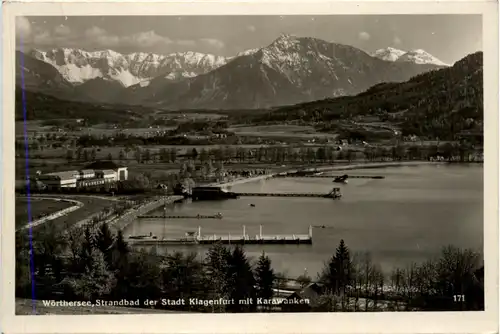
[15,89,147,123]
[254,52,483,140]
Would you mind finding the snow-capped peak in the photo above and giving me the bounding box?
[372,47,406,62]
[29,47,230,87]
[396,49,450,66]
[372,47,450,66]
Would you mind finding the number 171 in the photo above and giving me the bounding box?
[453,295,465,302]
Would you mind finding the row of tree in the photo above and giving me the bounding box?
[16,216,484,312]
[61,142,482,166]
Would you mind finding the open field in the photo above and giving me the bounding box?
[15,198,74,228]
[229,124,339,140]
[16,122,176,137]
[48,196,117,228]
[156,111,226,119]
[15,195,117,231]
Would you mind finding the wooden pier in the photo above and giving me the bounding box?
[235,187,341,199]
[276,174,385,179]
[127,225,313,246]
[138,213,223,219]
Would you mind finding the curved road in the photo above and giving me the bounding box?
[16,197,84,232]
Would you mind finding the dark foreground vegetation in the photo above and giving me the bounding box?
[16,217,484,313]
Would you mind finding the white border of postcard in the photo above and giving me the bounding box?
[1,1,498,334]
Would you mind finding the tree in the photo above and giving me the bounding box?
[76,147,83,161]
[132,173,150,189]
[205,244,232,311]
[119,252,162,302]
[134,149,142,164]
[191,148,199,161]
[335,240,353,294]
[319,239,353,297]
[66,149,74,162]
[118,149,125,162]
[31,222,67,281]
[159,148,168,162]
[124,146,132,159]
[77,224,98,274]
[316,146,326,162]
[227,246,256,312]
[91,148,97,161]
[434,245,483,310]
[254,252,275,310]
[345,149,354,162]
[65,225,85,272]
[63,248,116,301]
[83,149,89,162]
[143,149,151,163]
[162,252,205,310]
[169,148,177,163]
[96,223,114,267]
[15,233,33,298]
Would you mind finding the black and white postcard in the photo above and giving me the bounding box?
[1,1,498,334]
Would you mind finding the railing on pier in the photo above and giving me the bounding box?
[235,188,341,199]
[127,225,314,245]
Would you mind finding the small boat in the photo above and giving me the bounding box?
[333,174,349,184]
[249,204,256,207]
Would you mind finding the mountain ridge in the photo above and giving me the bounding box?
[256,51,482,140]
[18,35,450,108]
[121,34,444,109]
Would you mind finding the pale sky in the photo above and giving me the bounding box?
[16,15,482,64]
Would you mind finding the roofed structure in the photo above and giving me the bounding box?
[84,160,123,170]
[46,171,79,180]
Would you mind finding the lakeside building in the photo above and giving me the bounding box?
[36,161,128,190]
[85,160,129,181]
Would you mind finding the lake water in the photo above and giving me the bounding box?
[123,164,484,278]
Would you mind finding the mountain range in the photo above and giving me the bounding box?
[17,34,451,109]
[261,51,482,140]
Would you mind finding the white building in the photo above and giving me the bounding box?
[85,161,128,181]
[38,171,79,189]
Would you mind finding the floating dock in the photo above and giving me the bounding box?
[127,225,313,245]
[235,187,341,199]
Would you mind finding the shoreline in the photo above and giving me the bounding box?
[88,161,482,232]
[216,161,481,188]
[108,195,184,234]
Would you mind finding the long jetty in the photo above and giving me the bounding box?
[235,187,341,199]
[138,214,223,219]
[275,174,385,179]
[235,192,333,198]
[127,225,313,246]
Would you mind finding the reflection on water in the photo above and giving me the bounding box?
[124,164,483,278]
